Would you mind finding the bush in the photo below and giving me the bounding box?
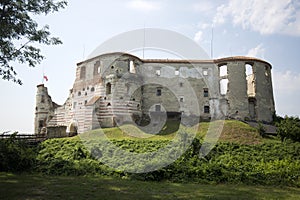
[35,136,300,186]
[276,116,300,142]
[0,132,37,172]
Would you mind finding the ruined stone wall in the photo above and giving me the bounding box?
[35,53,275,134]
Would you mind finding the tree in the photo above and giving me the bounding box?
[0,0,67,84]
[276,116,300,142]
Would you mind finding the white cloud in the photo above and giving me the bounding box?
[273,70,300,116]
[246,44,265,58]
[214,0,300,36]
[127,0,162,12]
[194,30,204,43]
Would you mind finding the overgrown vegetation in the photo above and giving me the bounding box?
[1,120,300,187]
[34,136,300,186]
[0,133,37,172]
[276,116,300,142]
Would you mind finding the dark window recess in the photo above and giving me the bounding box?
[106,83,112,95]
[80,66,86,79]
[107,103,111,106]
[39,120,44,128]
[204,106,210,113]
[91,87,95,92]
[204,88,209,97]
[78,92,81,96]
[180,97,184,102]
[84,100,87,105]
[41,95,45,103]
[155,104,161,112]
[94,61,100,75]
[156,88,162,96]
[179,82,183,87]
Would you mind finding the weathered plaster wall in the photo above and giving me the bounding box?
[34,53,275,134]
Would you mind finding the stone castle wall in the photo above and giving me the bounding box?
[34,53,275,134]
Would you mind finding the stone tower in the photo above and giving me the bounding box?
[34,84,55,134]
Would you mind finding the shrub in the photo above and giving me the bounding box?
[0,132,37,172]
[276,116,300,142]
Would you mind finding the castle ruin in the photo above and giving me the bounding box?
[34,52,275,136]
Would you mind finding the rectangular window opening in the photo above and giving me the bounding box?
[156,70,161,76]
[156,88,162,96]
[203,88,209,97]
[180,96,184,102]
[204,106,210,114]
[155,104,161,112]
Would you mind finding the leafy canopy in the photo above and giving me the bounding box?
[0,0,67,84]
[277,116,300,142]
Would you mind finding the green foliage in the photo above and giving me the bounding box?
[0,132,37,172]
[0,0,67,84]
[276,116,300,142]
[257,123,266,137]
[35,136,300,186]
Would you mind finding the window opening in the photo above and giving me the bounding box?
[155,104,161,112]
[220,79,228,95]
[80,66,86,79]
[129,60,136,73]
[156,88,162,96]
[203,88,209,97]
[219,65,227,77]
[203,68,208,76]
[106,83,112,95]
[156,70,161,76]
[204,106,210,113]
[245,63,253,76]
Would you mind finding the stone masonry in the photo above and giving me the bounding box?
[34,52,275,135]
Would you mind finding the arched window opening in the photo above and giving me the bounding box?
[94,61,100,75]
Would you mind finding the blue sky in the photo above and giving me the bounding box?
[1,0,300,133]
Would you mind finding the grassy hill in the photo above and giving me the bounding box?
[85,120,263,145]
[31,120,300,186]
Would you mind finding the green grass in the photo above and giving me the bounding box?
[1,173,300,200]
[84,120,264,145]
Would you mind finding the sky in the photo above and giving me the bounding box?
[1,0,300,133]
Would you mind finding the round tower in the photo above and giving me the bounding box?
[34,84,54,134]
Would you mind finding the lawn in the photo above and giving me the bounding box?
[1,173,300,200]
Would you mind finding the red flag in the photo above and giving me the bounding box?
[43,75,48,81]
